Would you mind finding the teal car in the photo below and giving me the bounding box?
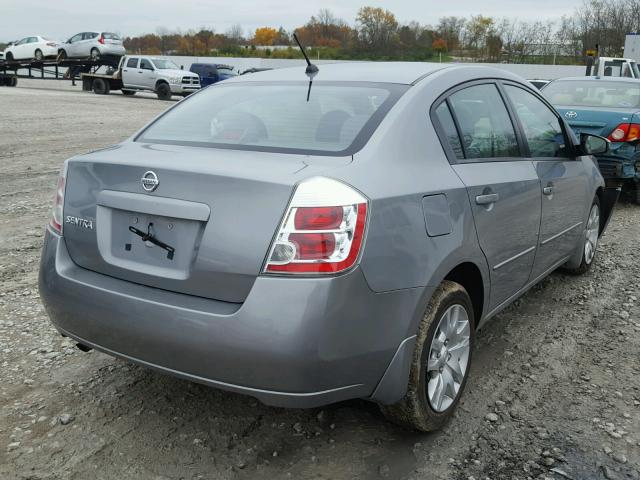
[544,76,640,203]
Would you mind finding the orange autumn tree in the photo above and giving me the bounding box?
[432,38,447,53]
[253,27,278,45]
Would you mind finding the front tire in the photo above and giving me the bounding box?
[381,281,475,432]
[156,82,172,100]
[57,50,67,60]
[5,52,13,61]
[565,196,601,275]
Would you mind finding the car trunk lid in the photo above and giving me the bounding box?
[554,105,640,138]
[62,142,350,303]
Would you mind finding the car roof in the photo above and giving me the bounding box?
[224,62,455,85]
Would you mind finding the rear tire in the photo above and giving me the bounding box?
[380,281,475,432]
[634,184,640,205]
[9,76,17,87]
[122,89,136,96]
[92,78,110,95]
[34,49,43,61]
[90,48,101,60]
[156,82,172,100]
[564,196,601,275]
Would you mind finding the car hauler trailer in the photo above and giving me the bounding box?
[0,55,122,87]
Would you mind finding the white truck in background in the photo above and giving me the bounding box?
[593,57,640,78]
[81,55,200,100]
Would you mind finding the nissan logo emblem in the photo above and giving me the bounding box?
[565,111,578,119]
[141,171,159,192]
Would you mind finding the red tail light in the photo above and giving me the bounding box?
[607,123,640,142]
[98,35,105,45]
[294,206,343,230]
[264,178,368,274]
[50,164,67,234]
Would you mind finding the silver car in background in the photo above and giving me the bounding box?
[39,63,614,431]
[58,31,125,59]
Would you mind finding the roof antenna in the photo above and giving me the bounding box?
[293,32,318,101]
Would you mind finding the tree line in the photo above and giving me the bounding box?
[68,1,640,63]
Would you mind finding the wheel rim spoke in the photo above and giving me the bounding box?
[447,356,465,383]
[426,303,471,412]
[583,204,600,264]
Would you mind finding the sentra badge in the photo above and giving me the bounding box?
[65,216,94,230]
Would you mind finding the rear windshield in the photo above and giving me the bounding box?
[544,80,640,108]
[136,81,407,155]
[218,67,237,76]
[103,32,120,40]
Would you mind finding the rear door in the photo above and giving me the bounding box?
[122,56,140,87]
[434,82,542,310]
[503,83,590,278]
[80,32,99,56]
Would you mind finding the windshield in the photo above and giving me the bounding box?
[543,80,640,108]
[137,81,406,155]
[151,58,179,70]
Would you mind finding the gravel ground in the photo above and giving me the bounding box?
[1,80,639,480]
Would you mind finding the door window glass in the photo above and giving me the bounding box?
[448,84,520,159]
[504,85,571,158]
[70,33,83,43]
[83,32,99,40]
[140,59,153,70]
[434,102,464,160]
[126,57,139,68]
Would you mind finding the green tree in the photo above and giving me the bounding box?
[356,6,399,53]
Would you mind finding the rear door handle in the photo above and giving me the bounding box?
[475,193,499,205]
[543,185,554,195]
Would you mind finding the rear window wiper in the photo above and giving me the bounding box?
[128,223,175,260]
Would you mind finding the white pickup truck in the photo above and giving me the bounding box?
[81,55,200,100]
[591,57,640,79]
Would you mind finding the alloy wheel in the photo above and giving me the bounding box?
[584,203,600,264]
[426,304,471,412]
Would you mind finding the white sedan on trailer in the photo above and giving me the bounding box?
[3,36,60,61]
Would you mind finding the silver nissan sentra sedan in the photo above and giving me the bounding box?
[39,62,615,431]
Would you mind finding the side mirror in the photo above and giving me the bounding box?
[579,133,609,156]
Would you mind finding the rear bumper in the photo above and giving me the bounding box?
[40,45,59,57]
[99,45,126,56]
[597,150,639,181]
[39,229,425,407]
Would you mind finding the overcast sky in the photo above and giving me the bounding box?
[1,0,581,42]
